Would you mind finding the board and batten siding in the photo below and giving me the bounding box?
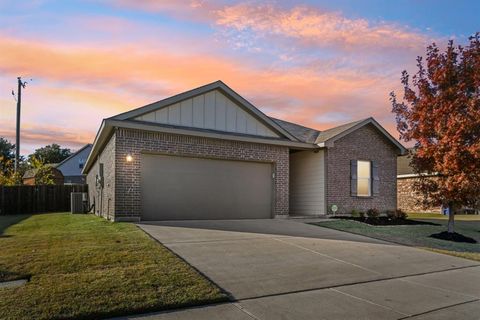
[289,150,326,215]
[134,90,280,138]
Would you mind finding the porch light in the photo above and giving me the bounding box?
[126,154,133,162]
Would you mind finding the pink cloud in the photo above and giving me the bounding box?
[0,121,94,155]
[214,3,432,53]
[0,5,418,154]
[107,1,433,53]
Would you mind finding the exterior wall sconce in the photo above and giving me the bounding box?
[126,154,133,162]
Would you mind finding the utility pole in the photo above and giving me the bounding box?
[15,77,27,172]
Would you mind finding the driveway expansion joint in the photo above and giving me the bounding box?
[271,236,383,275]
[397,298,480,319]
[398,277,480,300]
[329,288,409,317]
[232,303,262,320]
[234,264,480,302]
[162,236,291,245]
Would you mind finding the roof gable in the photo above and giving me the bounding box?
[111,81,297,141]
[133,89,281,138]
[315,118,406,154]
[56,144,92,176]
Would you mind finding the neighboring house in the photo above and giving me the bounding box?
[397,152,442,213]
[398,152,479,214]
[56,144,92,184]
[23,165,64,185]
[83,81,406,221]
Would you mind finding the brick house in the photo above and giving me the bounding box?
[397,152,440,213]
[83,81,406,221]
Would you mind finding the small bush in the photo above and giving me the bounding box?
[395,209,408,220]
[366,208,380,219]
[359,211,366,219]
[385,210,396,219]
[351,209,360,218]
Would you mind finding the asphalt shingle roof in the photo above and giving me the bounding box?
[269,118,320,143]
[270,117,372,145]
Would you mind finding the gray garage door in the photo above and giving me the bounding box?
[141,154,273,220]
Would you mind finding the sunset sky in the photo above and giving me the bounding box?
[1,0,478,154]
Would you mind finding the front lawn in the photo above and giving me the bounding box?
[0,213,227,320]
[407,212,480,221]
[313,218,480,262]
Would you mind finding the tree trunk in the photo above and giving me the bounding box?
[447,203,455,234]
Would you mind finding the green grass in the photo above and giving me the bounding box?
[313,218,480,262]
[407,212,480,221]
[0,213,227,320]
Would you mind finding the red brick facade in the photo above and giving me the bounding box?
[86,123,402,220]
[326,124,398,214]
[110,128,289,221]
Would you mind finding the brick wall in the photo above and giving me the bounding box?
[86,133,116,220]
[397,177,440,213]
[326,124,398,214]
[114,128,290,221]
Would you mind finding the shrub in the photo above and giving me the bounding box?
[385,210,396,219]
[395,209,408,220]
[366,208,380,219]
[359,211,366,219]
[351,209,360,218]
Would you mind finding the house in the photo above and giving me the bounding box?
[56,144,92,184]
[83,81,406,221]
[23,165,64,185]
[397,151,443,213]
[398,152,480,214]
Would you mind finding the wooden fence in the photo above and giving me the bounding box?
[0,185,88,215]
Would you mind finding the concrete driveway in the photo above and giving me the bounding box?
[128,219,480,319]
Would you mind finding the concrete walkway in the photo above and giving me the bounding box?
[123,219,480,319]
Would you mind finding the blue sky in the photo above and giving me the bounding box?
[0,0,478,153]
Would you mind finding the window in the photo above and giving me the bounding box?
[357,160,371,197]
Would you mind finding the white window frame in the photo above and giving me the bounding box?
[357,160,371,197]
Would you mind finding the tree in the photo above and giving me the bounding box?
[29,156,55,185]
[0,137,25,185]
[0,168,23,186]
[390,34,480,234]
[28,144,72,164]
[0,137,15,175]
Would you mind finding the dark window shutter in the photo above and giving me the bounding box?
[350,160,357,196]
[372,161,379,195]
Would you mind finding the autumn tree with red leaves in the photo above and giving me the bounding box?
[391,34,480,234]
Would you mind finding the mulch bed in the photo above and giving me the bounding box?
[331,216,440,226]
[430,231,478,243]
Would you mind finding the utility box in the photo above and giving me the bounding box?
[71,192,87,214]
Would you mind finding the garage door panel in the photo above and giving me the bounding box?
[141,154,273,220]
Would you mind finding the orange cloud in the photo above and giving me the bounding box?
[214,3,430,52]
[0,121,94,154]
[0,31,407,152]
[108,1,432,52]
